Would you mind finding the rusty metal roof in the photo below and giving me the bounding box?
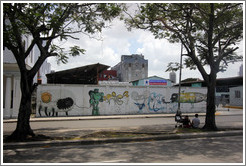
[46,63,110,84]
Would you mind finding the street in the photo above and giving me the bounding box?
[3,136,243,163]
[3,112,244,164]
[3,115,243,134]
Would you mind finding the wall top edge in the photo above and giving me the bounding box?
[37,84,207,89]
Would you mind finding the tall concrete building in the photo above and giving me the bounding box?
[112,54,148,82]
[238,64,243,76]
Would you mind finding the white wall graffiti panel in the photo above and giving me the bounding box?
[36,84,207,117]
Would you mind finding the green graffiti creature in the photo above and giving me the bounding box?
[89,89,104,116]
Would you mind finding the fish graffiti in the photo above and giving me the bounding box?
[89,89,104,116]
[104,91,129,105]
[170,92,207,103]
[131,91,206,112]
[170,92,207,108]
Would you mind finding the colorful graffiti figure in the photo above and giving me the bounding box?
[89,89,104,116]
[131,91,149,112]
[148,92,167,112]
[104,91,129,105]
[132,91,168,112]
[170,92,206,108]
[39,91,75,117]
[171,92,206,103]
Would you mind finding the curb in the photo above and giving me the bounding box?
[3,113,201,123]
[5,111,241,123]
[3,130,243,150]
[3,114,177,123]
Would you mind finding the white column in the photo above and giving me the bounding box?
[4,75,12,118]
[12,75,21,118]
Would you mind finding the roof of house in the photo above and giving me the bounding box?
[121,54,148,64]
[174,76,243,87]
[46,63,109,84]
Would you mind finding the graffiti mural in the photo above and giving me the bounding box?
[131,90,149,112]
[131,91,207,113]
[131,91,169,112]
[170,92,207,108]
[41,92,52,103]
[38,90,75,117]
[148,92,167,112]
[89,89,104,116]
[104,91,129,105]
[37,85,207,116]
[57,97,74,110]
[170,92,206,103]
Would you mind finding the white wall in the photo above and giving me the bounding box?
[36,84,207,117]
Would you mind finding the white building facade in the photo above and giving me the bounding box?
[3,35,51,119]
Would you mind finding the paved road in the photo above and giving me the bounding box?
[3,114,243,135]
[3,135,243,163]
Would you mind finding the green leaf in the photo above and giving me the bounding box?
[69,46,86,57]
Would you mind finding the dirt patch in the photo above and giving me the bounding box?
[4,131,172,142]
[174,128,204,133]
[81,131,169,139]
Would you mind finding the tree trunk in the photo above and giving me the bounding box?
[203,73,218,131]
[8,72,35,141]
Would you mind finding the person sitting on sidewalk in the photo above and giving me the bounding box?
[192,114,200,128]
[182,115,191,128]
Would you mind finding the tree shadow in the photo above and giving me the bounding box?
[3,136,243,163]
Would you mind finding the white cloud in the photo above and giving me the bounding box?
[48,16,243,81]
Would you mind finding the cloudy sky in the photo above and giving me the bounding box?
[48,4,244,81]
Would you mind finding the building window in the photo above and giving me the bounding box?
[216,86,229,92]
[235,90,241,98]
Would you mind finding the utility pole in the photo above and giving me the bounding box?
[177,44,183,114]
[175,43,183,125]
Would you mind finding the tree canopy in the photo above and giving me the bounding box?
[126,3,243,79]
[3,3,123,140]
[4,3,123,72]
[125,3,243,130]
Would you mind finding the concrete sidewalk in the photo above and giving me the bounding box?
[3,108,243,150]
[3,107,243,123]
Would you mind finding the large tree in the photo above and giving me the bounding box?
[125,3,243,130]
[3,3,123,141]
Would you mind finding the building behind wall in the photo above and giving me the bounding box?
[238,64,243,76]
[98,70,118,81]
[131,76,172,87]
[112,54,148,82]
[174,76,243,107]
[229,86,243,107]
